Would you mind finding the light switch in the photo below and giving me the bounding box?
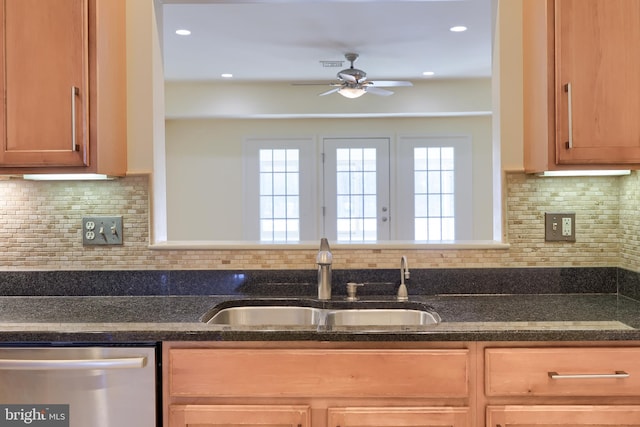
[82,216,123,245]
[545,213,576,242]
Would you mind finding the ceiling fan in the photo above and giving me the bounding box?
[298,53,413,98]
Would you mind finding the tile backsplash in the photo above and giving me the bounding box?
[0,171,637,271]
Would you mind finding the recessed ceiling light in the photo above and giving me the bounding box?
[221,73,233,78]
[175,29,191,36]
[450,26,468,32]
[422,71,435,77]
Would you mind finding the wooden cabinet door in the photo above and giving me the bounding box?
[0,0,88,167]
[487,405,640,426]
[555,0,640,165]
[169,405,311,427]
[328,407,470,427]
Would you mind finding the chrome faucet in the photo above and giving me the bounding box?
[316,238,332,300]
[397,255,409,301]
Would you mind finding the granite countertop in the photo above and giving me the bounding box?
[0,268,638,343]
[1,293,640,343]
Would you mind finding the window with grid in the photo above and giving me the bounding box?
[258,148,300,241]
[243,138,316,242]
[397,136,472,241]
[413,146,455,240]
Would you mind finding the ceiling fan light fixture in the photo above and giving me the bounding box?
[338,87,366,98]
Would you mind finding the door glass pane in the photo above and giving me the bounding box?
[363,171,376,194]
[350,195,363,217]
[363,195,377,217]
[363,148,376,171]
[336,149,350,171]
[337,171,350,194]
[335,148,377,241]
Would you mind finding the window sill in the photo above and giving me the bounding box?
[148,240,510,251]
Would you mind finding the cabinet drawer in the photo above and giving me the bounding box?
[486,347,640,396]
[169,404,311,427]
[328,407,470,427]
[487,405,640,426]
[169,348,469,398]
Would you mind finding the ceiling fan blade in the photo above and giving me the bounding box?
[292,82,341,86]
[338,72,358,83]
[319,87,341,96]
[366,87,394,96]
[369,80,413,87]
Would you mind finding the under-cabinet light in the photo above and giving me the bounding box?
[22,174,114,181]
[537,170,631,177]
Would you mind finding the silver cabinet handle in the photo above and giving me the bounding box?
[0,356,147,370]
[548,370,629,379]
[564,82,573,149]
[71,86,79,152]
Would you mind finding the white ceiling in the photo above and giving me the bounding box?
[161,0,494,84]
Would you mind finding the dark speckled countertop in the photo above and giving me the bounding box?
[0,293,639,343]
[0,267,639,343]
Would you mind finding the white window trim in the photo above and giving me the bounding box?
[243,137,317,241]
[396,135,473,241]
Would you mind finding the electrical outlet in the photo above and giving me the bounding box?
[544,213,576,242]
[82,216,123,245]
[562,217,572,236]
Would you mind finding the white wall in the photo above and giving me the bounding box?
[127,0,524,245]
[164,79,492,119]
[166,115,493,241]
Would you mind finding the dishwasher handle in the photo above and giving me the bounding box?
[0,356,147,370]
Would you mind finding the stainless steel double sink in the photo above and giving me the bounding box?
[200,299,441,331]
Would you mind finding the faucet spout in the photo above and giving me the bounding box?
[397,256,409,301]
[316,238,332,300]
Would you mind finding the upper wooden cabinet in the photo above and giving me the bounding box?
[0,0,126,176]
[523,0,640,172]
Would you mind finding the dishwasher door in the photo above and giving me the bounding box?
[0,346,157,427]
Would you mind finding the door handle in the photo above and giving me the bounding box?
[0,356,147,370]
[564,82,573,149]
[548,370,629,379]
[71,86,80,152]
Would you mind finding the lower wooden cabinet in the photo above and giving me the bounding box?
[329,407,469,427]
[487,405,640,426]
[168,405,470,427]
[164,342,640,427]
[482,345,640,427]
[164,343,474,427]
[169,404,311,427]
[485,347,640,397]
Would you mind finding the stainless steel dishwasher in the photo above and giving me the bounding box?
[0,346,158,427]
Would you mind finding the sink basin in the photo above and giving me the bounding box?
[202,299,440,329]
[205,306,323,326]
[326,309,440,327]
